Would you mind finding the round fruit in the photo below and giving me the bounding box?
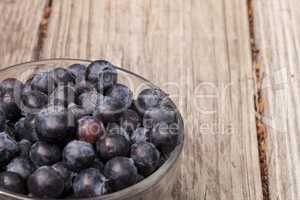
[31,72,57,95]
[51,68,75,85]
[6,157,34,179]
[96,134,130,160]
[135,88,166,114]
[52,162,74,194]
[68,64,86,81]
[150,122,180,153]
[73,168,108,197]
[131,142,160,176]
[91,158,104,172]
[131,128,150,144]
[86,60,117,92]
[142,106,176,129]
[35,107,75,143]
[93,96,125,123]
[0,132,19,166]
[77,91,102,114]
[0,172,26,194]
[27,166,64,198]
[14,117,38,142]
[0,92,22,121]
[20,90,48,114]
[63,140,95,172]
[104,157,138,191]
[29,142,61,167]
[18,139,32,158]
[119,109,140,134]
[105,84,133,109]
[49,85,76,107]
[77,116,105,144]
[0,109,6,132]
[0,78,24,94]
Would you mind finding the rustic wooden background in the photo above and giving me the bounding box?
[1,0,299,200]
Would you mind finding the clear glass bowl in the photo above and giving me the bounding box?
[0,59,184,200]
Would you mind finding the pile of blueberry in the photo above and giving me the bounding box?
[0,60,181,198]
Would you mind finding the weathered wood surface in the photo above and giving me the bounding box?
[253,0,300,199]
[41,0,263,199]
[0,0,48,67]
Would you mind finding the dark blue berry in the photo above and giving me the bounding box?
[49,85,76,107]
[29,142,61,167]
[35,107,75,143]
[0,78,24,94]
[31,72,57,95]
[77,91,103,115]
[0,92,22,121]
[104,157,138,191]
[135,88,166,114]
[131,128,150,144]
[52,162,73,194]
[14,117,38,142]
[63,140,95,172]
[51,68,75,85]
[78,116,105,144]
[86,60,117,93]
[96,134,130,160]
[27,166,64,198]
[150,122,180,153]
[143,106,176,129]
[0,172,26,194]
[105,83,133,109]
[73,168,108,197]
[6,157,34,179]
[0,132,19,166]
[119,109,140,134]
[68,64,86,81]
[20,90,48,114]
[0,109,6,132]
[18,139,32,158]
[131,142,160,176]
[106,125,130,142]
[91,158,104,172]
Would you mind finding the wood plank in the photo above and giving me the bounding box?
[253,0,300,199]
[42,0,263,199]
[0,0,48,67]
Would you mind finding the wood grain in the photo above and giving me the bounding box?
[253,0,300,199]
[42,0,263,199]
[0,0,48,67]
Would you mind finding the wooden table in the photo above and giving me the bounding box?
[1,0,299,199]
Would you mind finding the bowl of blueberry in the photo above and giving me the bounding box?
[0,59,184,200]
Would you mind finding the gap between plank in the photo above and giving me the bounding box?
[247,0,270,200]
[33,0,53,60]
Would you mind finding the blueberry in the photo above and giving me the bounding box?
[0,132,19,166]
[14,117,38,142]
[0,78,24,94]
[29,142,61,167]
[0,109,6,132]
[74,80,94,97]
[0,92,22,121]
[35,107,75,143]
[18,139,32,158]
[143,106,176,129]
[52,162,73,194]
[105,84,133,109]
[77,91,103,115]
[150,122,180,153]
[104,157,138,191]
[27,166,64,198]
[0,172,26,194]
[91,158,104,172]
[119,109,141,134]
[135,88,166,114]
[6,157,34,179]
[78,116,105,144]
[67,103,88,121]
[68,64,86,81]
[131,128,150,144]
[96,134,130,161]
[20,90,48,114]
[31,72,57,95]
[86,60,117,92]
[49,85,76,107]
[131,142,160,176]
[106,124,130,142]
[73,168,108,197]
[93,96,125,124]
[50,68,75,85]
[63,140,95,172]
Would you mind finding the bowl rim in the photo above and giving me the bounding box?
[0,58,185,200]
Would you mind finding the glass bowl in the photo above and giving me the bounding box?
[0,59,184,200]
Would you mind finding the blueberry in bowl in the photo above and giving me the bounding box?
[0,59,184,200]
